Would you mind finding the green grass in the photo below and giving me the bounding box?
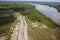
[21,8,59,28]
[5,12,19,40]
[0,17,14,37]
[0,11,18,37]
[6,21,16,40]
[0,23,12,37]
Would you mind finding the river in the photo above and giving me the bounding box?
[32,4,60,25]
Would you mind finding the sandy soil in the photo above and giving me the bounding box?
[11,15,28,40]
[0,36,6,40]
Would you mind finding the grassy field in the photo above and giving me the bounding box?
[0,3,60,40]
[20,4,60,40]
[21,6,59,28]
[25,16,60,40]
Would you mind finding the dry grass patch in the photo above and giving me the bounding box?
[26,17,60,40]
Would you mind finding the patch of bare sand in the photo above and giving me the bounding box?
[39,25,48,29]
[11,15,28,40]
[32,22,38,27]
[32,22,47,29]
[0,36,6,40]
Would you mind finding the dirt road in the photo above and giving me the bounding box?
[11,15,28,40]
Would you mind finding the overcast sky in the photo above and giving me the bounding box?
[0,0,60,2]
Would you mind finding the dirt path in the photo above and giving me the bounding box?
[11,15,28,40]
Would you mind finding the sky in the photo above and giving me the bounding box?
[0,0,60,2]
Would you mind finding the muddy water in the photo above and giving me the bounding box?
[33,4,60,25]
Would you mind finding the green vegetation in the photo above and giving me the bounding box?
[20,4,59,28]
[0,13,17,36]
[6,20,17,40]
[0,3,19,37]
[19,4,60,40]
[0,3,60,40]
[25,13,60,40]
[6,12,19,40]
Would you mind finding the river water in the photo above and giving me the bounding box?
[32,4,60,25]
